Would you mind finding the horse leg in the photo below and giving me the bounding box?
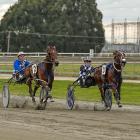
[98,86,105,104]
[111,84,122,108]
[48,71,54,90]
[47,83,54,102]
[33,85,39,97]
[98,85,112,111]
[47,73,54,102]
[33,85,39,101]
[27,80,36,103]
[115,90,122,108]
[117,77,123,107]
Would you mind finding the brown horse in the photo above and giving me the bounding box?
[22,45,58,105]
[93,50,126,110]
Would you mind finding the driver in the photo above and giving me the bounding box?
[13,51,30,81]
[79,57,94,87]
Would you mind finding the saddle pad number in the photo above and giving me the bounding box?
[32,64,37,74]
[102,65,106,75]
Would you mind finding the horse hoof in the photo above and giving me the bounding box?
[43,98,47,103]
[32,98,36,103]
[118,104,122,108]
[105,107,111,111]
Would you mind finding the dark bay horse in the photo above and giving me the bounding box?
[92,50,126,110]
[23,46,58,104]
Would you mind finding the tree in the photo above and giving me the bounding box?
[0,0,105,52]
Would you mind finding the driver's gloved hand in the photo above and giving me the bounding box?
[18,74,25,81]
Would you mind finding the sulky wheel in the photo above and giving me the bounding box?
[39,86,49,110]
[2,84,10,108]
[66,85,75,110]
[104,88,112,111]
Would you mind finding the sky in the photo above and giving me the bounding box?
[0,0,17,19]
[97,0,140,24]
[0,0,140,25]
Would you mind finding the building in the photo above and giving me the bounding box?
[102,18,140,53]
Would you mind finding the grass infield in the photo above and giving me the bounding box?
[1,63,140,78]
[0,79,140,105]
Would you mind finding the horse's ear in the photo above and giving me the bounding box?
[46,46,50,53]
[122,51,126,57]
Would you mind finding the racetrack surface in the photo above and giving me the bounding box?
[0,74,140,140]
[0,98,140,140]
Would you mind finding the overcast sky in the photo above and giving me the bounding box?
[0,0,140,25]
[0,0,17,19]
[97,0,140,24]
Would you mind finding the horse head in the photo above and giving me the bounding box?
[113,50,126,71]
[46,46,57,62]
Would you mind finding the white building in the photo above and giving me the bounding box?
[104,19,140,44]
[102,19,140,53]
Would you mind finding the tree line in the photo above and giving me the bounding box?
[0,0,105,52]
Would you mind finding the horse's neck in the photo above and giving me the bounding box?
[45,54,50,60]
[43,59,53,71]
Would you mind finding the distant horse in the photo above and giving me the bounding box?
[93,50,126,110]
[22,46,58,106]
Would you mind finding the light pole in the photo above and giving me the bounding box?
[7,31,11,52]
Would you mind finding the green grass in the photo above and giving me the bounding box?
[0,79,140,105]
[1,63,140,78]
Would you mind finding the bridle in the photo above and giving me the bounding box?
[113,62,121,72]
[113,51,126,72]
[47,46,57,62]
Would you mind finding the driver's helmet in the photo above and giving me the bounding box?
[83,57,91,62]
[17,51,25,57]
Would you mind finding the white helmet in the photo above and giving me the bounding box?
[17,51,25,57]
[83,57,91,62]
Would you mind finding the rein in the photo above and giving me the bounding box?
[42,60,56,64]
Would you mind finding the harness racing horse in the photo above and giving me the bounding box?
[23,46,58,109]
[93,50,126,110]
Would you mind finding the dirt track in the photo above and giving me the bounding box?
[0,75,140,140]
[0,103,140,140]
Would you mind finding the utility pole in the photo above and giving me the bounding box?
[111,19,114,44]
[124,18,127,44]
[7,31,11,52]
[137,17,140,53]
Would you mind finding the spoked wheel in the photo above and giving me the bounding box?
[104,88,112,111]
[2,84,10,108]
[38,86,50,110]
[66,85,75,110]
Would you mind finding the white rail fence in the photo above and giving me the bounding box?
[0,52,140,79]
[1,52,140,57]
